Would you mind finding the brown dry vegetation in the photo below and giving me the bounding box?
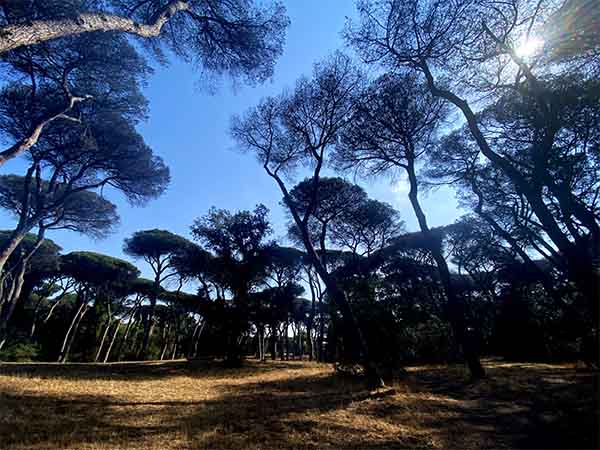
[0,358,597,449]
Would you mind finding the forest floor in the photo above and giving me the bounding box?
[0,358,596,449]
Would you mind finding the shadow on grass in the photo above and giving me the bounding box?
[371,362,599,449]
[0,370,389,450]
[0,358,316,381]
[0,359,597,449]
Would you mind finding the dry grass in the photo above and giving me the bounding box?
[0,358,596,449]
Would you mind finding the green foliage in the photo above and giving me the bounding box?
[124,229,194,260]
[0,342,40,362]
[60,251,140,287]
[0,176,120,239]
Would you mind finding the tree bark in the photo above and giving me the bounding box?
[0,1,191,54]
[0,229,27,279]
[0,95,90,168]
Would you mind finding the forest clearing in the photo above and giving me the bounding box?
[0,1,599,448]
[0,358,595,450]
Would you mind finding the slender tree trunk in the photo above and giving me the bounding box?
[256,329,263,362]
[58,300,84,362]
[298,324,304,360]
[188,320,202,357]
[30,289,52,338]
[0,260,28,337]
[318,296,325,362]
[0,229,27,277]
[171,335,178,360]
[104,320,121,363]
[160,323,170,360]
[95,304,112,362]
[95,319,111,362]
[193,321,205,358]
[139,297,156,360]
[267,170,385,386]
[285,320,289,360]
[270,324,277,360]
[59,303,88,363]
[118,317,136,361]
[42,294,68,326]
[306,325,313,361]
[406,157,485,380]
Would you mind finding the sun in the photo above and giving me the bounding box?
[515,36,544,58]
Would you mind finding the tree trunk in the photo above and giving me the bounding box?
[95,318,111,362]
[60,303,88,363]
[170,335,178,360]
[95,303,112,362]
[285,320,290,360]
[193,321,205,358]
[406,156,485,380]
[257,329,262,360]
[104,320,121,363]
[118,316,136,361]
[138,296,156,360]
[160,323,170,360]
[318,296,325,362]
[270,324,277,360]
[0,2,191,55]
[0,229,27,277]
[0,259,28,337]
[58,296,85,362]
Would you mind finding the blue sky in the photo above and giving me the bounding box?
[0,0,462,280]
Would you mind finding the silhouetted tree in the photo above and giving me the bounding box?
[190,204,273,365]
[231,53,386,386]
[336,71,485,379]
[347,0,600,366]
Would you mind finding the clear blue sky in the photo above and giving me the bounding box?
[0,0,462,280]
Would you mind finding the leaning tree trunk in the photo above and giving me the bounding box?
[118,317,137,361]
[138,291,157,360]
[192,321,205,358]
[103,320,121,363]
[0,229,27,277]
[0,260,27,340]
[406,157,485,380]
[59,300,88,363]
[0,2,192,55]
[94,303,112,362]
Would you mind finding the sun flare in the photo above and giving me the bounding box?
[515,36,544,58]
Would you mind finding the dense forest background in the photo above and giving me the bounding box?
[0,0,598,388]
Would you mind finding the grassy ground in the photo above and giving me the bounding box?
[0,358,596,449]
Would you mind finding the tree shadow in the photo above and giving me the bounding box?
[0,359,596,449]
[0,358,318,381]
[0,370,390,449]
[365,361,599,449]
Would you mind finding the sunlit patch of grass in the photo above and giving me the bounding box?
[0,358,595,449]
